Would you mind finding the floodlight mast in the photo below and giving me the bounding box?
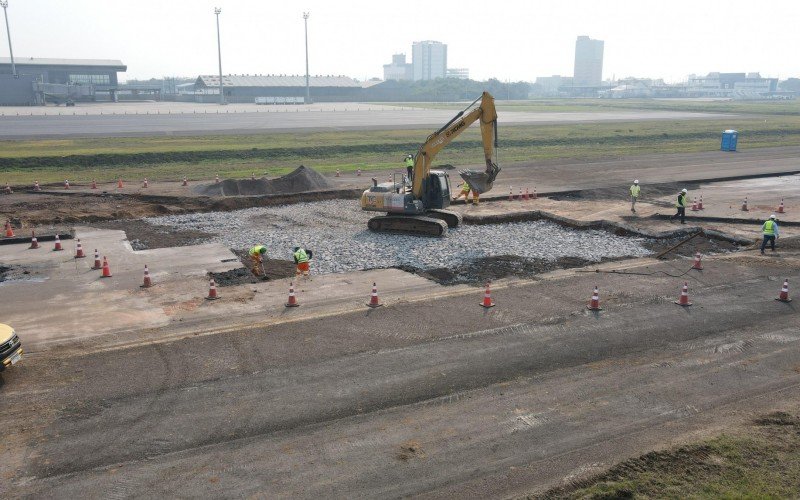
[214,7,225,105]
[303,12,311,104]
[0,0,16,77]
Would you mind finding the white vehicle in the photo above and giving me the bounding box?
[0,324,22,370]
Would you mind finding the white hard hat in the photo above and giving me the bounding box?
[634,179,639,184]
[770,214,777,219]
[681,188,687,193]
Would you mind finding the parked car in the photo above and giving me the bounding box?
[0,324,22,370]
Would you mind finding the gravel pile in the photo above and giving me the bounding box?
[145,200,653,275]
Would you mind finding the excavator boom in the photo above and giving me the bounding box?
[412,92,500,197]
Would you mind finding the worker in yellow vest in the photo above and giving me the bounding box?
[669,188,688,224]
[404,154,415,183]
[249,245,267,276]
[453,181,472,202]
[629,179,640,213]
[760,214,779,254]
[293,247,313,277]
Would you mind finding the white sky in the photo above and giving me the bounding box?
[3,0,799,83]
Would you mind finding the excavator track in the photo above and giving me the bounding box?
[427,209,463,228]
[367,215,448,237]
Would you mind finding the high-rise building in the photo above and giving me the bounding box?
[383,54,412,81]
[573,36,604,87]
[412,41,447,81]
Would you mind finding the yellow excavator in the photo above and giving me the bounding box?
[360,91,500,236]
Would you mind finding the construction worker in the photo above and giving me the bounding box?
[630,179,640,213]
[404,154,414,183]
[760,214,780,254]
[669,188,688,224]
[293,246,313,277]
[248,245,267,276]
[453,181,471,202]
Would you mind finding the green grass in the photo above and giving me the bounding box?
[539,412,800,499]
[1,115,800,185]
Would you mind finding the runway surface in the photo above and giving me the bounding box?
[0,102,732,138]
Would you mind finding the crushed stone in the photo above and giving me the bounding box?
[145,200,654,276]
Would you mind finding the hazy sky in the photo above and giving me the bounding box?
[3,0,799,82]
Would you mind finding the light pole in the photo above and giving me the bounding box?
[303,11,310,104]
[0,0,16,78]
[214,7,225,105]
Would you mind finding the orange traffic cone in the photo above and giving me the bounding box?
[523,188,530,201]
[285,282,300,307]
[53,234,63,251]
[776,278,791,303]
[335,169,340,177]
[143,178,148,188]
[357,168,362,176]
[117,178,124,189]
[4,182,11,194]
[367,282,382,308]
[4,220,13,237]
[91,179,98,189]
[33,180,41,191]
[509,188,514,201]
[692,251,703,270]
[206,278,219,300]
[674,282,692,306]
[92,249,102,269]
[75,239,85,258]
[480,281,495,308]
[100,256,112,278]
[64,179,70,190]
[29,231,39,249]
[251,173,256,180]
[532,188,537,200]
[690,196,699,211]
[215,175,220,184]
[141,265,153,288]
[698,194,704,210]
[518,187,523,201]
[182,176,188,186]
[587,286,602,311]
[777,198,785,214]
[741,197,748,211]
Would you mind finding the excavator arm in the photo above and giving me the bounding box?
[411,92,500,198]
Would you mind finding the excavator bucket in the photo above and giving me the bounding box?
[459,164,501,195]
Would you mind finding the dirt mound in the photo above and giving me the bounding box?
[208,249,296,286]
[201,165,334,196]
[397,255,596,286]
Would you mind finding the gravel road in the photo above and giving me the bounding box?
[145,200,652,274]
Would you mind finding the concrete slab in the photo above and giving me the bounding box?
[1,226,480,352]
[452,174,800,243]
[0,227,241,349]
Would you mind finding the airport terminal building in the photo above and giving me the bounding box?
[0,57,127,105]
[193,74,363,103]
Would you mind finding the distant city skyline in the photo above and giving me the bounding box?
[1,0,798,82]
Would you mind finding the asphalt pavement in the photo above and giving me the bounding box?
[3,254,798,498]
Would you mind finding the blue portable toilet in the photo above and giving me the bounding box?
[721,130,738,151]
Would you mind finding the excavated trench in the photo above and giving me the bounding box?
[137,199,743,287]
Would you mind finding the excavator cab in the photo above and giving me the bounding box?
[424,171,452,210]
